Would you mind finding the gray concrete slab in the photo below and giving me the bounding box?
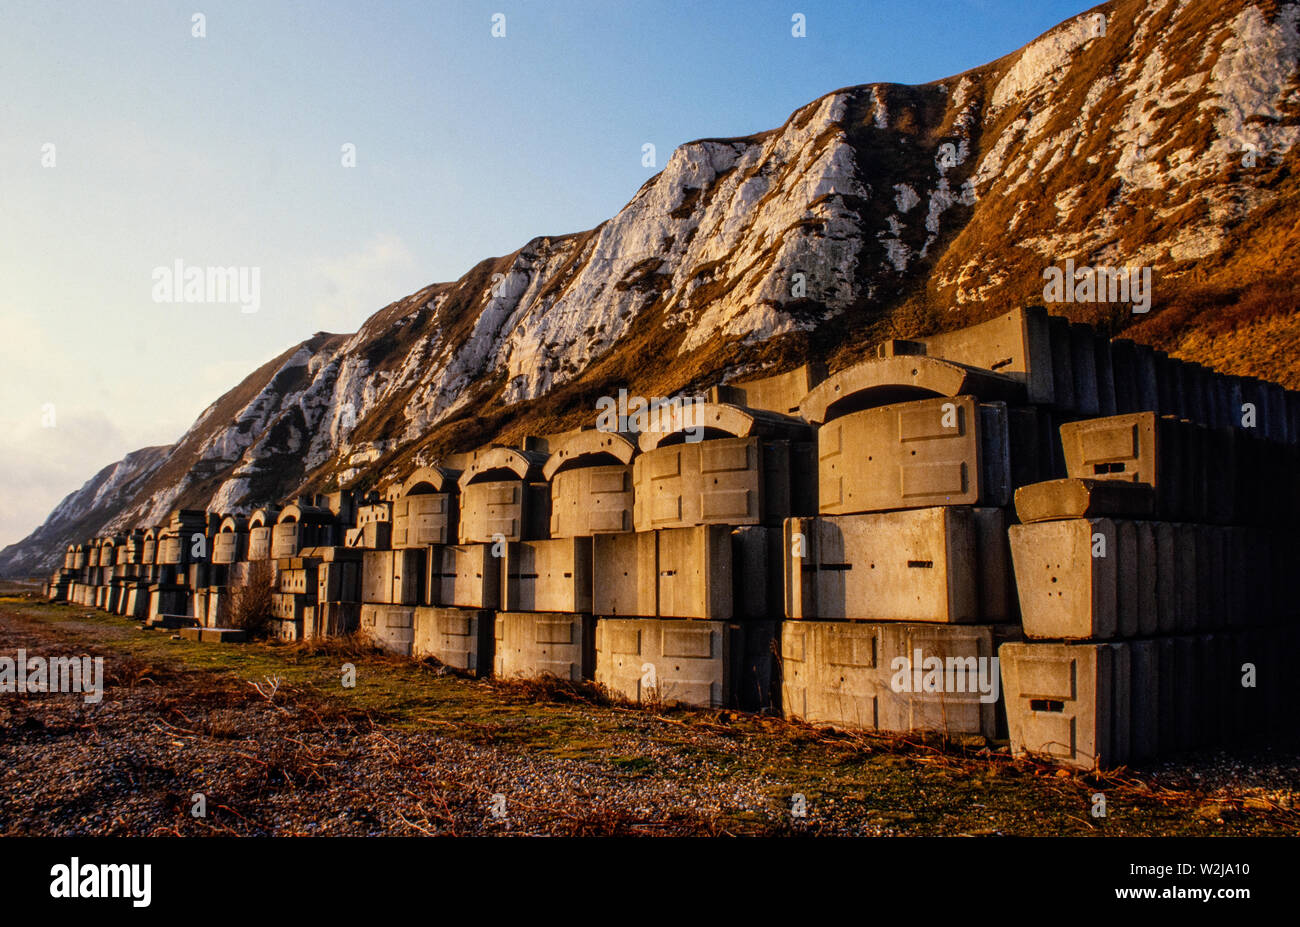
[1173,636,1197,750]
[782,621,999,737]
[1116,520,1139,638]
[1175,524,1198,632]
[1046,315,1076,412]
[973,507,1015,623]
[656,525,733,620]
[502,537,593,613]
[1094,335,1117,416]
[361,549,423,605]
[1007,405,1050,489]
[1109,339,1139,414]
[427,544,501,610]
[979,402,1012,507]
[1135,521,1158,636]
[360,604,415,655]
[458,479,549,543]
[549,464,634,536]
[596,618,735,708]
[817,395,1002,515]
[632,436,804,530]
[591,530,657,617]
[1000,640,1126,769]
[1013,478,1155,523]
[493,611,596,681]
[731,525,780,620]
[1009,518,1117,640]
[1129,639,1158,761]
[918,306,1056,406]
[1194,634,1223,749]
[785,508,979,623]
[413,606,494,675]
[1069,323,1100,416]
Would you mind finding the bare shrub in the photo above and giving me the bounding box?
[228,560,275,639]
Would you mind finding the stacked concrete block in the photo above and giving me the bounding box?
[412,606,494,673]
[359,604,416,653]
[457,447,550,543]
[1000,641,1129,768]
[203,516,248,623]
[390,466,460,547]
[40,305,1300,762]
[361,548,424,606]
[596,618,776,709]
[631,404,813,531]
[246,507,279,561]
[1003,404,1300,767]
[157,510,207,569]
[502,537,593,613]
[270,500,337,560]
[593,525,750,620]
[346,497,392,550]
[782,621,1008,737]
[271,557,315,640]
[785,508,984,624]
[586,410,805,705]
[494,611,595,682]
[426,543,501,609]
[545,429,637,536]
[267,544,357,640]
[311,546,362,604]
[816,395,1010,515]
[780,331,1046,736]
[146,584,190,626]
[213,516,248,564]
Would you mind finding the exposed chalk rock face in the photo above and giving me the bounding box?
[0,445,170,577]
[5,0,1299,576]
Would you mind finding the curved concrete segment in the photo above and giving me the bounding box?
[275,502,332,525]
[543,429,637,480]
[799,355,1023,425]
[399,465,459,496]
[247,507,279,529]
[636,402,810,453]
[218,514,249,533]
[213,514,249,564]
[457,447,548,488]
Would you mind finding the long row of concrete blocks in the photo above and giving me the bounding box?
[1002,633,1300,769]
[47,306,1300,750]
[1000,393,1300,766]
[1009,516,1292,639]
[352,602,1026,732]
[1059,411,1300,524]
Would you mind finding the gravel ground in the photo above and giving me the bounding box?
[2,597,1298,837]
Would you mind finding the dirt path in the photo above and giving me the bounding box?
[1,597,1296,836]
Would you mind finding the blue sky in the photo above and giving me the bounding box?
[0,0,1096,548]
